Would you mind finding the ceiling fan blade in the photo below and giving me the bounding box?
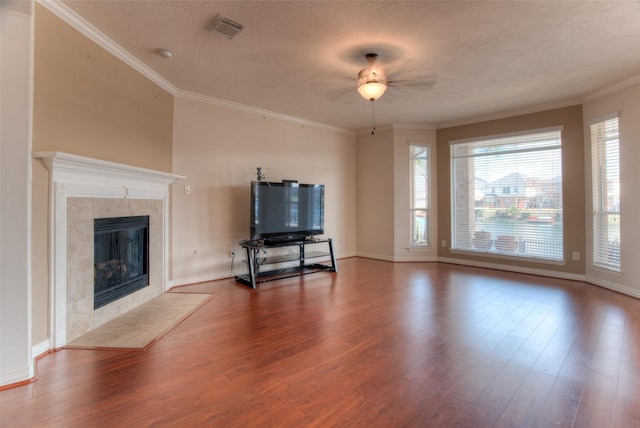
[309,73,359,102]
[388,74,437,91]
[323,87,359,103]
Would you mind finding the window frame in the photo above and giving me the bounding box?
[409,143,431,247]
[449,126,564,262]
[589,114,621,272]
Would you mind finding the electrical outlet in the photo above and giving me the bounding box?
[441,240,446,248]
[184,185,191,194]
[572,251,580,261]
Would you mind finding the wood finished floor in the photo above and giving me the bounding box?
[2,258,640,427]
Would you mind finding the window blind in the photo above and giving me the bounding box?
[451,129,563,260]
[410,145,429,246]
[590,117,620,271]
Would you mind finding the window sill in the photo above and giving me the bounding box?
[405,246,432,252]
[449,248,566,266]
[588,264,622,276]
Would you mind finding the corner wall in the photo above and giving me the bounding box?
[355,126,438,262]
[1,0,34,387]
[356,128,395,260]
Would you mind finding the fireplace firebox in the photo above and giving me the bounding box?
[94,215,149,309]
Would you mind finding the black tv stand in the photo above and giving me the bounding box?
[262,235,307,246]
[236,238,337,289]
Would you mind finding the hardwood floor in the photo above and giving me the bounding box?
[2,258,640,427]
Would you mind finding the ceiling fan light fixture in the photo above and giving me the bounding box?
[358,81,387,101]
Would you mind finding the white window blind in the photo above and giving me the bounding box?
[590,117,621,271]
[410,144,429,246]
[451,128,563,260]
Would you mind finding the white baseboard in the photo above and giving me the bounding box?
[394,255,439,262]
[585,275,640,298]
[170,252,354,289]
[0,364,33,388]
[170,254,638,299]
[32,339,50,359]
[169,272,228,289]
[437,256,585,281]
[1,340,52,388]
[356,251,396,262]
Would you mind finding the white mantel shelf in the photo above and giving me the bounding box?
[33,151,185,191]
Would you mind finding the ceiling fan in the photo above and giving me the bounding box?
[357,53,389,101]
[356,53,394,134]
[351,52,436,134]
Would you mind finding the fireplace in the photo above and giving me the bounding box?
[94,215,150,309]
[34,152,185,347]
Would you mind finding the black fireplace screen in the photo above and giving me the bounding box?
[94,215,149,309]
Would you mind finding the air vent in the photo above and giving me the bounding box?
[208,14,245,40]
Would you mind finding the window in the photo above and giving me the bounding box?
[451,128,563,260]
[410,144,430,246]
[590,116,621,271]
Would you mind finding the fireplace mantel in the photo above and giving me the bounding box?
[33,152,185,348]
[34,151,185,197]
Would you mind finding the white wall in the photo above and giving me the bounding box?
[1,0,34,386]
[583,83,640,298]
[170,96,357,285]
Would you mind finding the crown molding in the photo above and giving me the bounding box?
[392,123,437,131]
[37,0,177,95]
[355,123,437,136]
[436,72,640,130]
[175,89,354,135]
[34,0,640,134]
[581,72,640,104]
[36,0,353,136]
[435,97,583,130]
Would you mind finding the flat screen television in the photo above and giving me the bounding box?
[250,181,324,243]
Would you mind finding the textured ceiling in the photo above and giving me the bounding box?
[58,0,640,131]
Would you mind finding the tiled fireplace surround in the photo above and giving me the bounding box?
[35,152,183,348]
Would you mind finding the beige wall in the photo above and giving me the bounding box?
[171,97,357,284]
[33,5,173,171]
[583,83,640,297]
[436,105,585,275]
[356,127,438,262]
[31,5,174,345]
[356,128,395,260]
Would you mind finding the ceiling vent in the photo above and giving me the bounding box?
[208,14,245,40]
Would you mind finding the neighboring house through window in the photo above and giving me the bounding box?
[450,128,563,260]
